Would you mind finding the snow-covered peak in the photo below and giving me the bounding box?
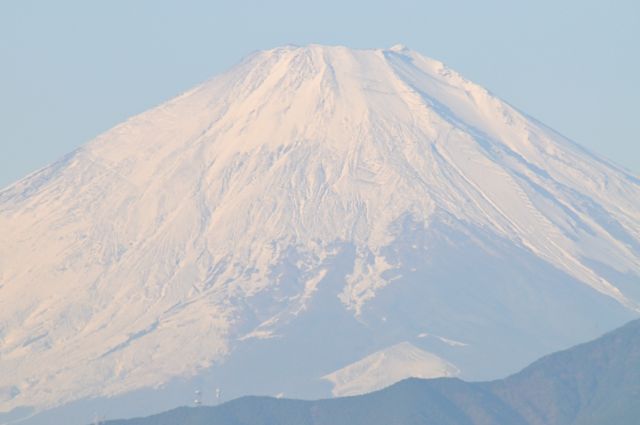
[0,44,638,419]
[65,43,637,307]
[323,342,459,397]
[388,43,409,52]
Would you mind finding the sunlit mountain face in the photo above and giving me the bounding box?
[0,44,638,424]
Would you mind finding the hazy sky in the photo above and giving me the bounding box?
[1,0,638,188]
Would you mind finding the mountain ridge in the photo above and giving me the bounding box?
[103,318,640,425]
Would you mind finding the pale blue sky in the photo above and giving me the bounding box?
[1,0,638,188]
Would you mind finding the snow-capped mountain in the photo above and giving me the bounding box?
[323,341,459,397]
[0,44,638,423]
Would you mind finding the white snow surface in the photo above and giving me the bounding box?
[0,44,639,413]
[323,342,459,397]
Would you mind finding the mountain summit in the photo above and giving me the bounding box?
[0,45,638,423]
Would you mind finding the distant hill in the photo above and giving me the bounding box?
[105,318,640,425]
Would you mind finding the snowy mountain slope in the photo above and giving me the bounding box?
[0,44,639,422]
[323,341,459,397]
